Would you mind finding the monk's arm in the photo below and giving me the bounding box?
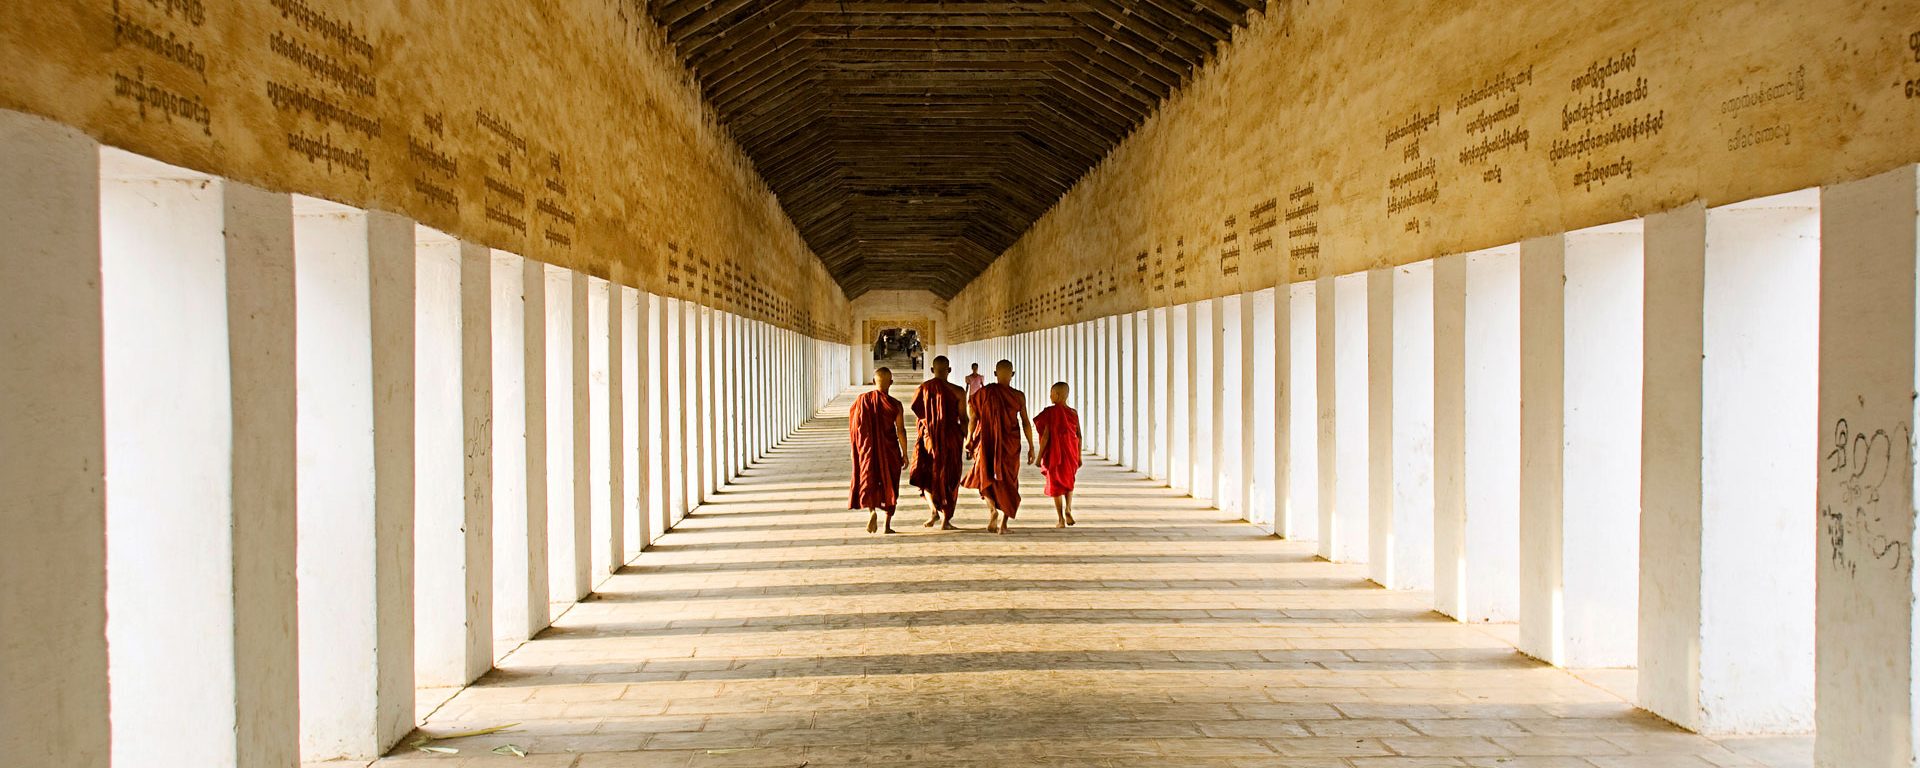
[895,410,909,459]
[1033,426,1050,466]
[1019,402,1037,461]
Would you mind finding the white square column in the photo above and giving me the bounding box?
[100,158,304,767]
[1261,283,1292,536]
[0,111,109,768]
[1433,246,1521,622]
[1816,165,1920,767]
[292,204,418,760]
[1229,294,1256,521]
[1170,304,1193,491]
[676,300,695,522]
[1321,273,1370,562]
[699,307,716,496]
[1382,263,1435,590]
[1639,195,1818,733]
[1132,311,1151,471]
[518,258,553,633]
[1151,307,1172,482]
[538,267,578,604]
[1288,280,1320,542]
[609,285,630,567]
[1107,316,1124,460]
[413,230,493,688]
[1196,298,1221,504]
[1365,268,1396,584]
[1518,225,1644,667]
[487,251,538,650]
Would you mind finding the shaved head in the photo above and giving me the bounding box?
[994,359,1014,384]
[931,355,951,379]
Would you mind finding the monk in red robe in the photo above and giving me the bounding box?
[910,355,968,530]
[963,359,1035,534]
[1033,381,1083,528]
[849,367,908,534]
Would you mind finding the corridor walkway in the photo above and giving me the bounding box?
[375,392,1805,768]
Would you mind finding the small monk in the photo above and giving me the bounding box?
[849,367,909,534]
[963,359,1035,534]
[1033,381,1083,528]
[910,355,969,529]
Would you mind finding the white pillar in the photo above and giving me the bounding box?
[1816,165,1920,767]
[1433,245,1521,623]
[1384,262,1435,591]
[1234,294,1256,523]
[518,258,551,634]
[487,250,534,651]
[1119,313,1137,469]
[685,301,702,513]
[649,296,673,538]
[568,273,594,596]
[623,287,649,556]
[540,267,577,604]
[1196,299,1220,504]
[1639,194,1818,733]
[1518,224,1644,668]
[606,283,626,570]
[0,109,109,768]
[293,203,416,759]
[102,153,240,768]
[412,230,492,688]
[1288,280,1320,542]
[582,278,611,579]
[1152,307,1170,481]
[1321,272,1369,562]
[1171,305,1192,491]
[1365,268,1395,582]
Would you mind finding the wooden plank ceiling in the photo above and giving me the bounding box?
[648,0,1267,298]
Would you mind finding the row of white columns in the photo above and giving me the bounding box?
[951,168,1920,765]
[0,110,848,767]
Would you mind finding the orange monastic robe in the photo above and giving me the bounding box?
[1034,404,1082,497]
[962,383,1026,517]
[848,391,903,512]
[909,380,966,514]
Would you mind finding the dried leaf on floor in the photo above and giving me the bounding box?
[491,744,528,757]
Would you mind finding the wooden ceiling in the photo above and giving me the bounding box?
[648,0,1268,298]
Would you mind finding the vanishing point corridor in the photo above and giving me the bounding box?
[377,391,1803,768]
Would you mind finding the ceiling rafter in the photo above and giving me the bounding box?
[647,0,1268,298]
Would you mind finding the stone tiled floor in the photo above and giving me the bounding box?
[365,391,1812,767]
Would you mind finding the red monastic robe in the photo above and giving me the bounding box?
[1034,404,1082,497]
[963,383,1026,517]
[848,390,903,512]
[909,379,966,514]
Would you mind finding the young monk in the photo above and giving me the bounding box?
[963,359,1035,534]
[1032,382,1083,528]
[909,355,968,529]
[848,367,909,534]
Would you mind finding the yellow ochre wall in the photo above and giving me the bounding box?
[948,0,1920,340]
[0,0,848,338]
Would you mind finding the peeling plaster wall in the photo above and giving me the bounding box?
[948,0,1920,339]
[0,0,847,338]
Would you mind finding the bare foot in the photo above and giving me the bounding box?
[940,520,959,531]
[998,522,1012,535]
[884,525,898,534]
[866,511,878,534]
[1065,512,1076,526]
[1054,518,1066,528]
[923,515,938,528]
[986,514,999,533]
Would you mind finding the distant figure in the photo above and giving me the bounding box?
[963,359,1035,534]
[964,363,986,400]
[909,356,968,530]
[1033,382,1083,528]
[849,367,908,534]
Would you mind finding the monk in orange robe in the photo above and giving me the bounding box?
[910,355,968,530]
[849,367,909,534]
[1033,381,1083,528]
[963,359,1036,534]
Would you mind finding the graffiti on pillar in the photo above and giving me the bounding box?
[1820,418,1915,577]
[1549,48,1664,194]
